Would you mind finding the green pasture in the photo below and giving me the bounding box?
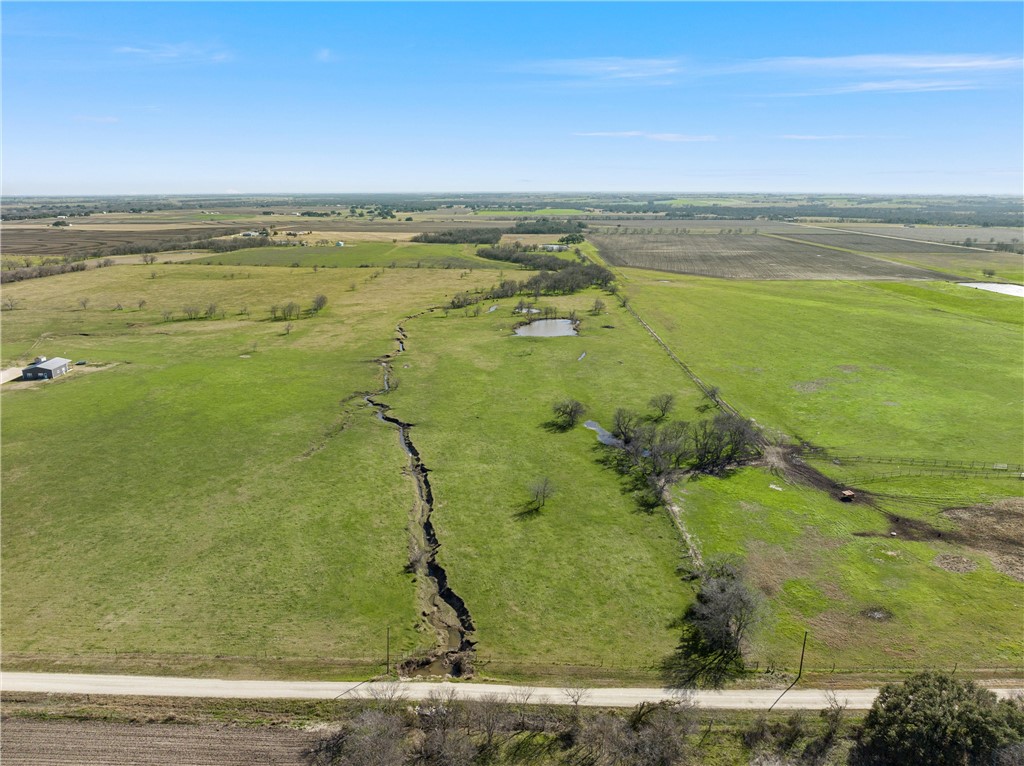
[0,264,498,678]
[179,241,499,270]
[383,295,709,681]
[677,469,1022,677]
[620,271,1023,464]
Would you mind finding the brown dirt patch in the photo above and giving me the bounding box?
[836,364,860,373]
[0,718,312,765]
[942,498,1024,581]
[933,554,979,574]
[792,379,831,393]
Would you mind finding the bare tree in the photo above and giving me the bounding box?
[137,299,147,310]
[162,310,173,321]
[562,681,591,709]
[471,693,510,754]
[366,680,408,714]
[285,322,294,335]
[551,399,586,430]
[114,302,123,311]
[591,297,606,315]
[183,305,201,319]
[304,710,407,766]
[528,477,555,512]
[270,304,279,320]
[2,296,18,311]
[649,392,675,422]
[78,297,90,310]
[282,301,301,320]
[141,254,158,265]
[311,294,328,313]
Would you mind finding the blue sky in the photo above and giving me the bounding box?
[3,2,1022,195]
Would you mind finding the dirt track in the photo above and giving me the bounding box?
[1,719,311,766]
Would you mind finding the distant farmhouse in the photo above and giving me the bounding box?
[22,356,71,381]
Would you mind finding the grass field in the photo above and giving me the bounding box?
[178,241,502,270]
[772,230,974,255]
[382,295,707,681]
[589,232,949,280]
[618,271,1023,461]
[3,215,1022,685]
[0,263,501,678]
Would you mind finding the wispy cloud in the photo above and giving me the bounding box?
[314,48,337,64]
[115,42,231,65]
[520,57,683,83]
[780,134,865,141]
[819,79,979,95]
[575,131,716,143]
[738,54,1023,74]
[74,115,120,124]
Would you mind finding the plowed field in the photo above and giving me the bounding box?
[0,719,312,765]
[590,233,950,280]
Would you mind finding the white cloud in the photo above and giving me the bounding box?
[739,54,1023,74]
[780,134,865,140]
[74,115,120,124]
[520,57,683,82]
[575,131,717,142]
[115,42,231,64]
[824,79,979,94]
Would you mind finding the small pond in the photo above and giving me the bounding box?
[514,319,578,337]
[584,420,624,448]
[959,282,1024,298]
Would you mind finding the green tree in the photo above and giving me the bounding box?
[852,671,1024,766]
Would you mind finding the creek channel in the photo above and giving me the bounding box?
[364,319,476,677]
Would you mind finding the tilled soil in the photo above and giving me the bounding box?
[1,719,313,766]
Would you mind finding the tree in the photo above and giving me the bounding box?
[527,477,555,512]
[661,559,758,688]
[141,253,158,265]
[78,297,90,310]
[591,297,605,315]
[649,393,675,421]
[311,294,328,313]
[305,710,407,766]
[551,399,586,430]
[2,296,18,311]
[137,299,147,310]
[852,671,1024,766]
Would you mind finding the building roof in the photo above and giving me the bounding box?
[24,357,71,371]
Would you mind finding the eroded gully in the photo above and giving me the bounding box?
[364,315,476,677]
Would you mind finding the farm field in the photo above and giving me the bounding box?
[0,263,502,679]
[588,232,949,280]
[382,296,707,681]
[1,223,242,259]
[3,201,1022,688]
[767,230,975,255]
[178,241,500,270]
[812,222,1024,247]
[618,271,1023,462]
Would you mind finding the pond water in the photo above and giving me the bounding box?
[488,305,499,313]
[959,282,1024,297]
[514,319,578,337]
[584,420,624,448]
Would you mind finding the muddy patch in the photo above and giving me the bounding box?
[942,498,1024,581]
[933,554,978,574]
[861,607,893,622]
[835,364,860,373]
[792,379,831,393]
[854,513,960,544]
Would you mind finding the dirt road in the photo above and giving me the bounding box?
[4,672,1021,710]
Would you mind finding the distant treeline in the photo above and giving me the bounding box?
[1,260,89,284]
[412,229,503,245]
[660,204,1023,228]
[475,245,573,272]
[413,219,587,245]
